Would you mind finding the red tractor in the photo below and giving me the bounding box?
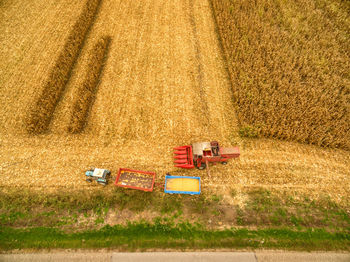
[173,141,240,170]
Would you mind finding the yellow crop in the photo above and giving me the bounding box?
[210,0,350,149]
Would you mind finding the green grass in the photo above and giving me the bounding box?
[0,219,349,251]
[235,189,350,229]
[1,188,349,251]
[1,188,349,230]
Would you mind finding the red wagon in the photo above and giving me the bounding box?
[114,168,156,192]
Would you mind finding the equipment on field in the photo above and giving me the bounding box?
[114,168,156,192]
[173,141,240,170]
[85,168,111,186]
[164,174,201,195]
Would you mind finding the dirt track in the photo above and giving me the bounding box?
[0,0,349,202]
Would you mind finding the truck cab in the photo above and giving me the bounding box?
[192,141,240,169]
[85,168,111,186]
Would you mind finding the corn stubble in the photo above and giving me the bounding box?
[26,0,102,134]
[210,0,350,149]
[68,36,111,134]
[1,0,349,202]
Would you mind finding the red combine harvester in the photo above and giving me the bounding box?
[174,141,240,170]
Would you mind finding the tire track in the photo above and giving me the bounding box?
[116,0,153,141]
[185,0,210,128]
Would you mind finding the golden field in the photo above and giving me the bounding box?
[211,0,350,149]
[26,0,103,134]
[0,0,349,204]
[68,36,111,133]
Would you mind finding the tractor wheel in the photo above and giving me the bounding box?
[198,163,206,170]
[221,161,228,165]
[86,178,93,183]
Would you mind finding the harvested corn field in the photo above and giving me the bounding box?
[26,0,103,134]
[0,0,349,205]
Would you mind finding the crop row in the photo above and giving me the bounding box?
[68,36,111,133]
[26,0,103,134]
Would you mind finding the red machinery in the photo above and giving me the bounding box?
[174,141,239,170]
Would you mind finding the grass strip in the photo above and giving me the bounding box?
[0,221,349,251]
[68,36,111,133]
[26,0,103,134]
[1,189,349,230]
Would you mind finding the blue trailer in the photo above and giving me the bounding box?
[164,175,201,195]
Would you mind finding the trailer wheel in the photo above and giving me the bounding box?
[86,178,93,183]
[198,163,206,170]
[98,182,107,186]
[221,161,227,165]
